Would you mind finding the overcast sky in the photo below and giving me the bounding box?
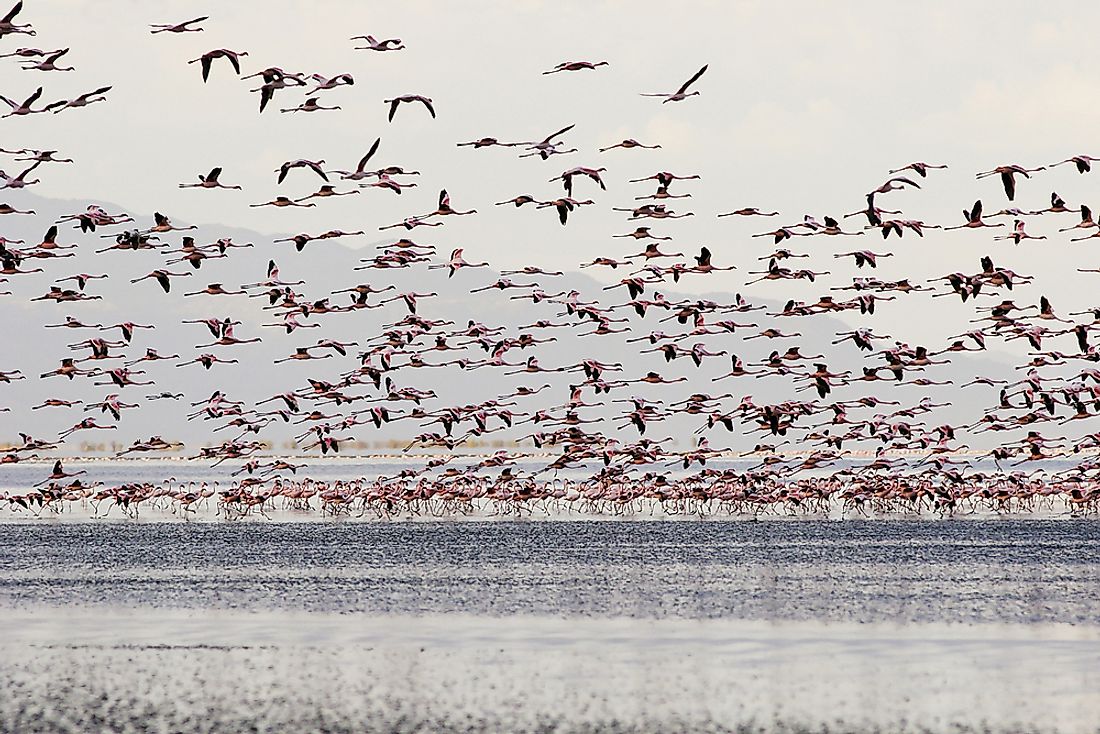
[5,1,1100,349]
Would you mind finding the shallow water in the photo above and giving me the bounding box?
[1,520,1098,733]
[1,520,1098,623]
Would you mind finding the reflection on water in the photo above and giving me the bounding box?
[1,520,1098,733]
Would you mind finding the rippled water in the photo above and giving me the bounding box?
[1,520,1098,733]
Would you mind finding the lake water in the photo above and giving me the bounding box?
[1,519,1098,733]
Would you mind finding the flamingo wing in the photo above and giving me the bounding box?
[542,123,575,144]
[1001,170,1015,201]
[677,64,708,93]
[357,137,381,171]
[2,2,21,23]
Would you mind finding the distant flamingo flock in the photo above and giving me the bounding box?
[3,3,1100,518]
[4,464,1100,519]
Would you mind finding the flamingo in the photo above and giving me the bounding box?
[428,248,490,278]
[994,220,1047,245]
[0,2,34,37]
[179,167,242,190]
[976,164,1045,201]
[275,158,328,183]
[543,60,609,74]
[599,139,661,152]
[351,34,404,51]
[44,86,112,113]
[281,97,341,114]
[130,269,193,293]
[944,200,1005,231]
[640,64,708,102]
[330,138,381,180]
[718,207,780,217]
[0,162,41,189]
[0,86,45,117]
[1049,155,1100,173]
[306,73,354,93]
[188,49,248,82]
[384,94,435,122]
[150,16,208,33]
[20,47,73,71]
[888,162,948,177]
[183,283,246,297]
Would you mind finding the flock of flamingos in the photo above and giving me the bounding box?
[1,3,1099,519]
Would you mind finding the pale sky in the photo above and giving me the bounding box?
[9,2,1100,336]
[3,0,1100,450]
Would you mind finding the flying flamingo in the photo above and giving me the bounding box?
[1049,155,1100,173]
[330,138,381,180]
[944,200,1005,230]
[188,49,248,82]
[0,162,42,189]
[640,64,708,102]
[130,269,193,293]
[384,94,435,122]
[0,86,45,117]
[428,248,490,278]
[275,158,328,183]
[44,86,112,113]
[351,34,404,51]
[179,167,242,190]
[150,16,208,33]
[888,162,948,177]
[599,139,661,152]
[976,164,1045,201]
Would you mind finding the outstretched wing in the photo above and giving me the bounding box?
[357,137,381,171]
[387,98,399,122]
[1001,170,1015,201]
[677,64,708,94]
[2,2,22,24]
[541,123,575,144]
[420,97,435,118]
[259,84,274,113]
